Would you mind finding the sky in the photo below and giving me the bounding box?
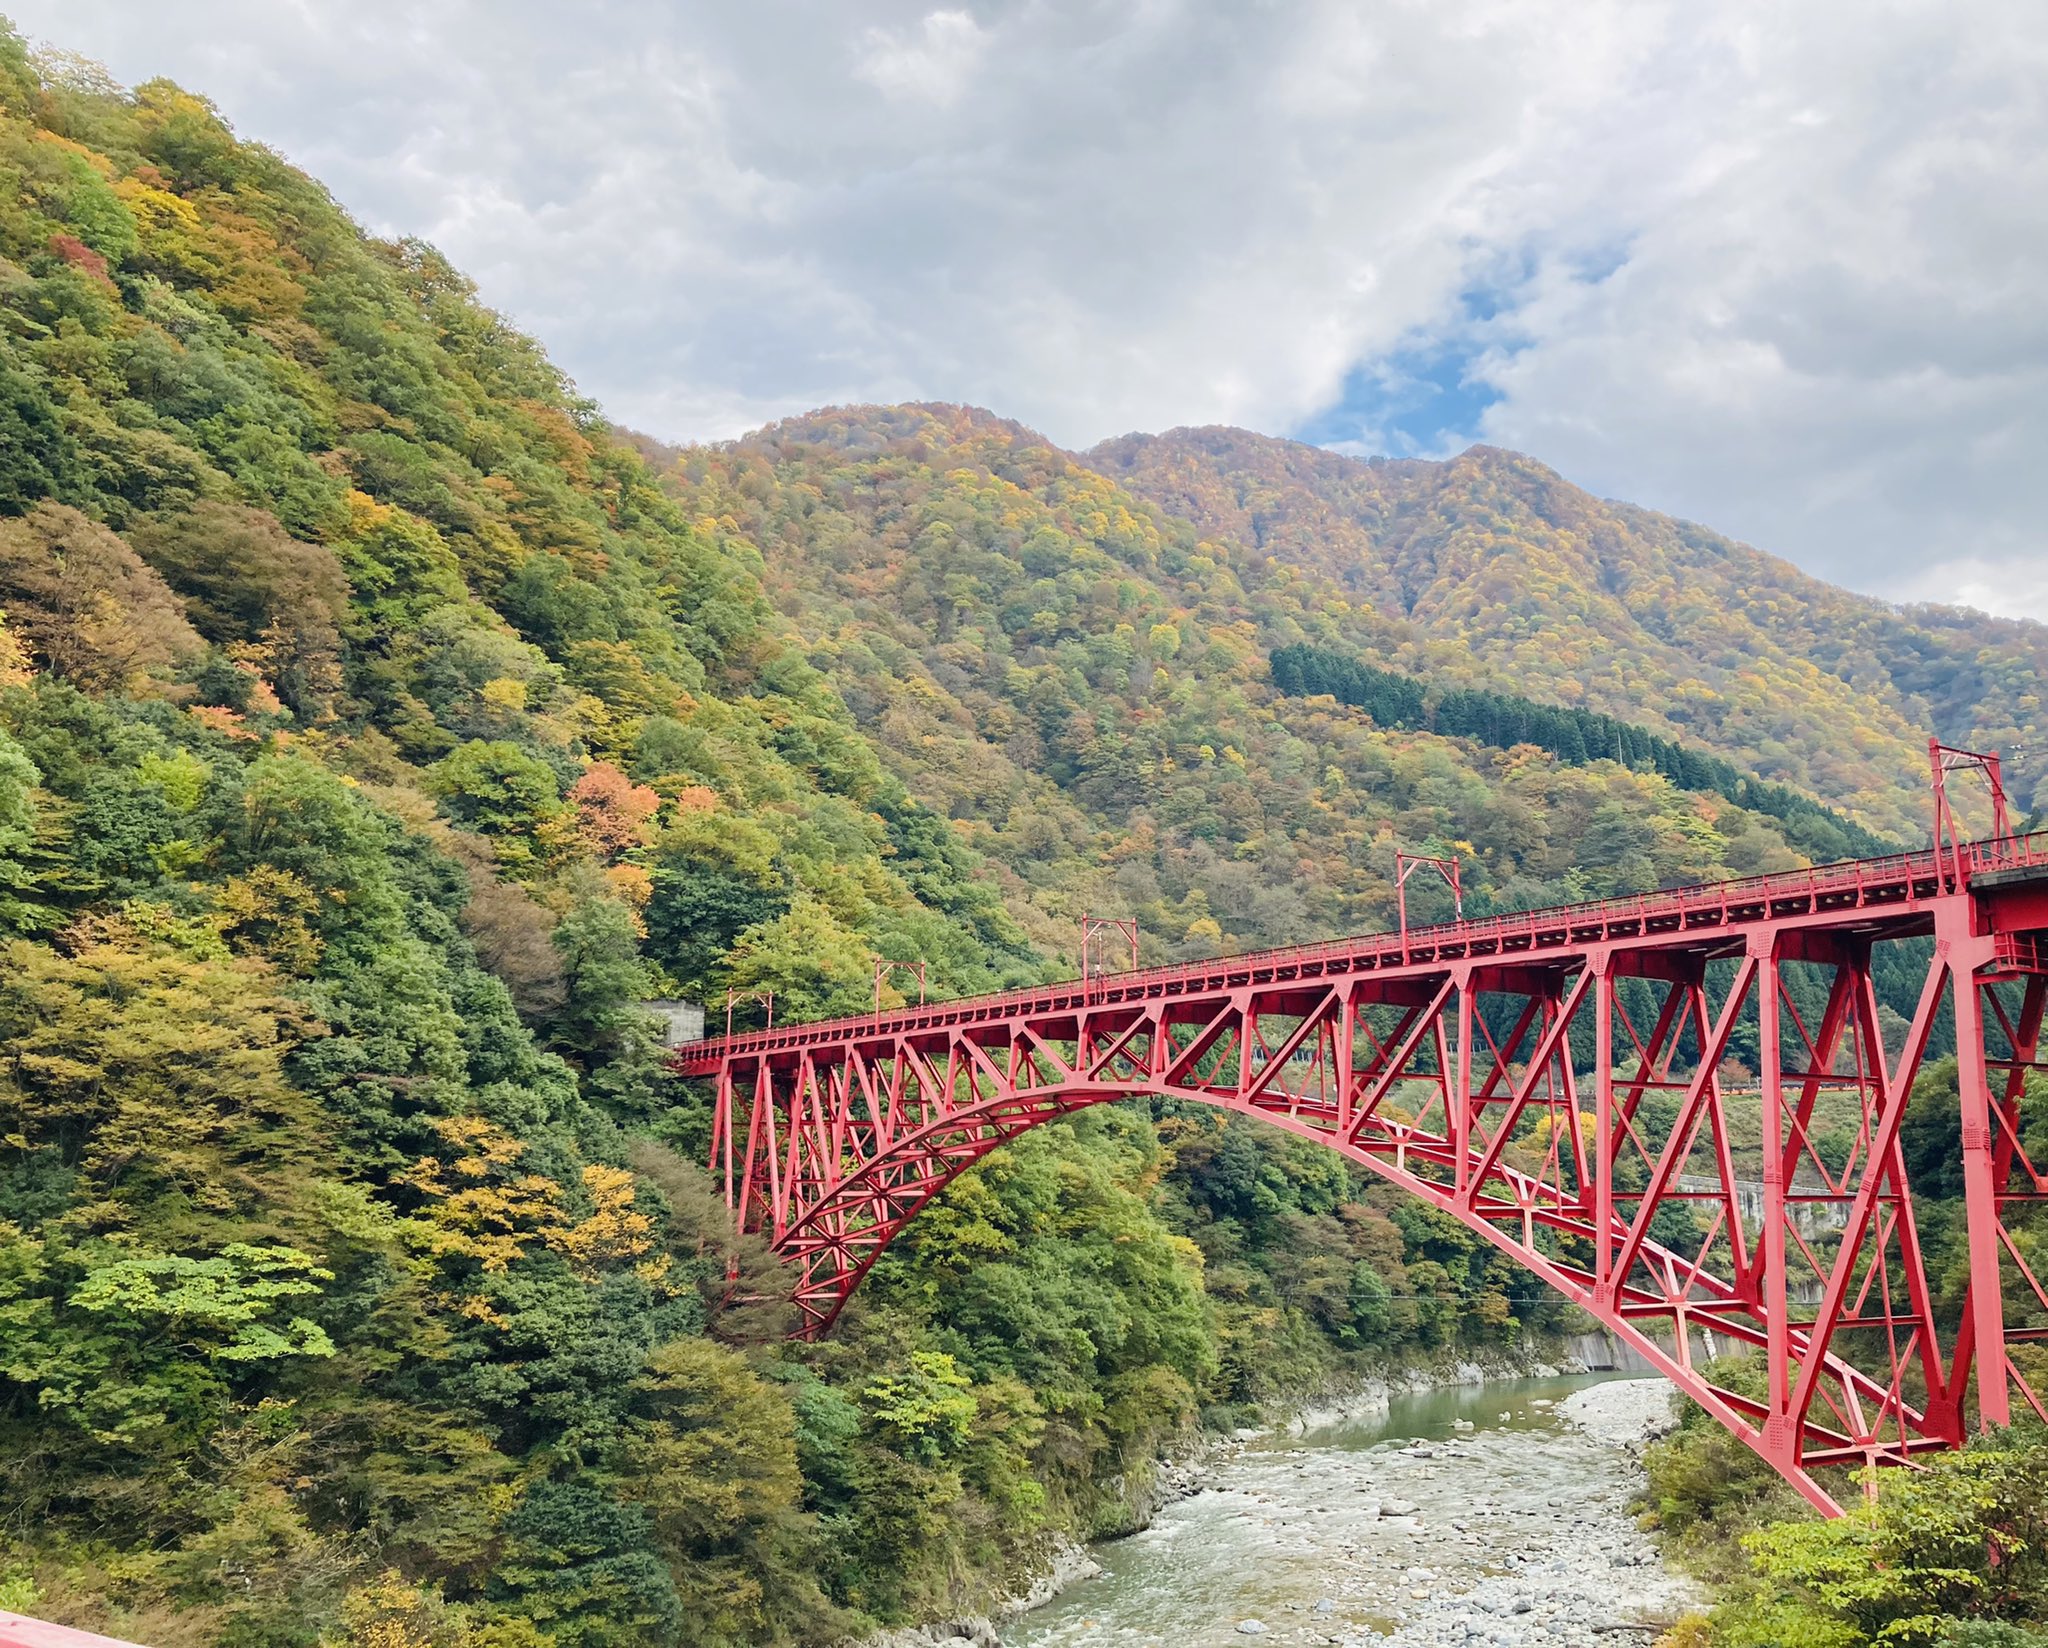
[16,1,2048,619]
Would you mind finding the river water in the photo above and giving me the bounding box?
[1007,1376,1697,1648]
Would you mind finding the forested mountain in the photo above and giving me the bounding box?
[0,25,2042,1648]
[646,400,2039,965]
[1091,426,2048,838]
[0,37,1580,1648]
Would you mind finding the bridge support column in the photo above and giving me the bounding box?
[1591,951,1614,1292]
[1944,911,2012,1431]
[1755,933,1794,1462]
[1451,966,1473,1198]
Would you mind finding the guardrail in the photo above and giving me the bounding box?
[0,1612,148,1648]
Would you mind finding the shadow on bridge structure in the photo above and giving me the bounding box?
[676,744,2048,1515]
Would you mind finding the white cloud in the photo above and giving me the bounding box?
[1461,6,2048,619]
[855,10,987,106]
[10,0,2047,617]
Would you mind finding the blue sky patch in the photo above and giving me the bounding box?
[1292,272,1536,457]
[1291,335,1504,458]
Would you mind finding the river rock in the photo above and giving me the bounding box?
[863,1621,999,1648]
[1557,1380,1679,1450]
[1002,1538,1102,1615]
[1005,1377,1698,1648]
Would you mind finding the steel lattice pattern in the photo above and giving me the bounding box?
[677,833,2048,1514]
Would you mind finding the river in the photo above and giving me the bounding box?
[1005,1376,1697,1648]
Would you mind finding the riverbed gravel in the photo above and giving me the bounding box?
[1008,1377,1699,1648]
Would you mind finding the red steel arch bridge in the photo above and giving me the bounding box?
[676,771,2048,1515]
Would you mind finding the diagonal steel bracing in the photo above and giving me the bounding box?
[687,834,2048,1514]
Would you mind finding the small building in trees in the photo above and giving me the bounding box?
[644,999,705,1047]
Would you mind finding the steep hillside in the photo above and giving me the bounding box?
[1090,427,2048,835]
[0,40,1054,1648]
[0,41,1608,1648]
[651,403,1903,963]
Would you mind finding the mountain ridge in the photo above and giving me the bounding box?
[632,399,2021,975]
[1084,419,2047,833]
[692,400,2045,840]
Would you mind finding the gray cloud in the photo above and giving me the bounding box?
[12,1,2047,617]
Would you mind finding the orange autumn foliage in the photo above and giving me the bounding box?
[567,761,660,860]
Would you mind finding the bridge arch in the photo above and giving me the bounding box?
[683,840,2048,1515]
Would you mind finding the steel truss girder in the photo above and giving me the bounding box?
[692,841,2048,1515]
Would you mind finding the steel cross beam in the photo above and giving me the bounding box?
[683,834,2048,1513]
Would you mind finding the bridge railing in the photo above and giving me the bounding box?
[683,832,2048,1063]
[1968,831,2048,875]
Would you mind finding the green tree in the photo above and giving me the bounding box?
[723,894,875,1023]
[616,1337,844,1645]
[861,1351,976,1466]
[551,885,656,1065]
[0,345,84,513]
[430,740,565,871]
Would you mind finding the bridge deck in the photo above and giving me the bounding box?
[677,833,2048,1073]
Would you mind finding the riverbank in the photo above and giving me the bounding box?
[1003,1375,1697,1648]
[862,1540,1107,1648]
[860,1348,1595,1647]
[1277,1347,1580,1437]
